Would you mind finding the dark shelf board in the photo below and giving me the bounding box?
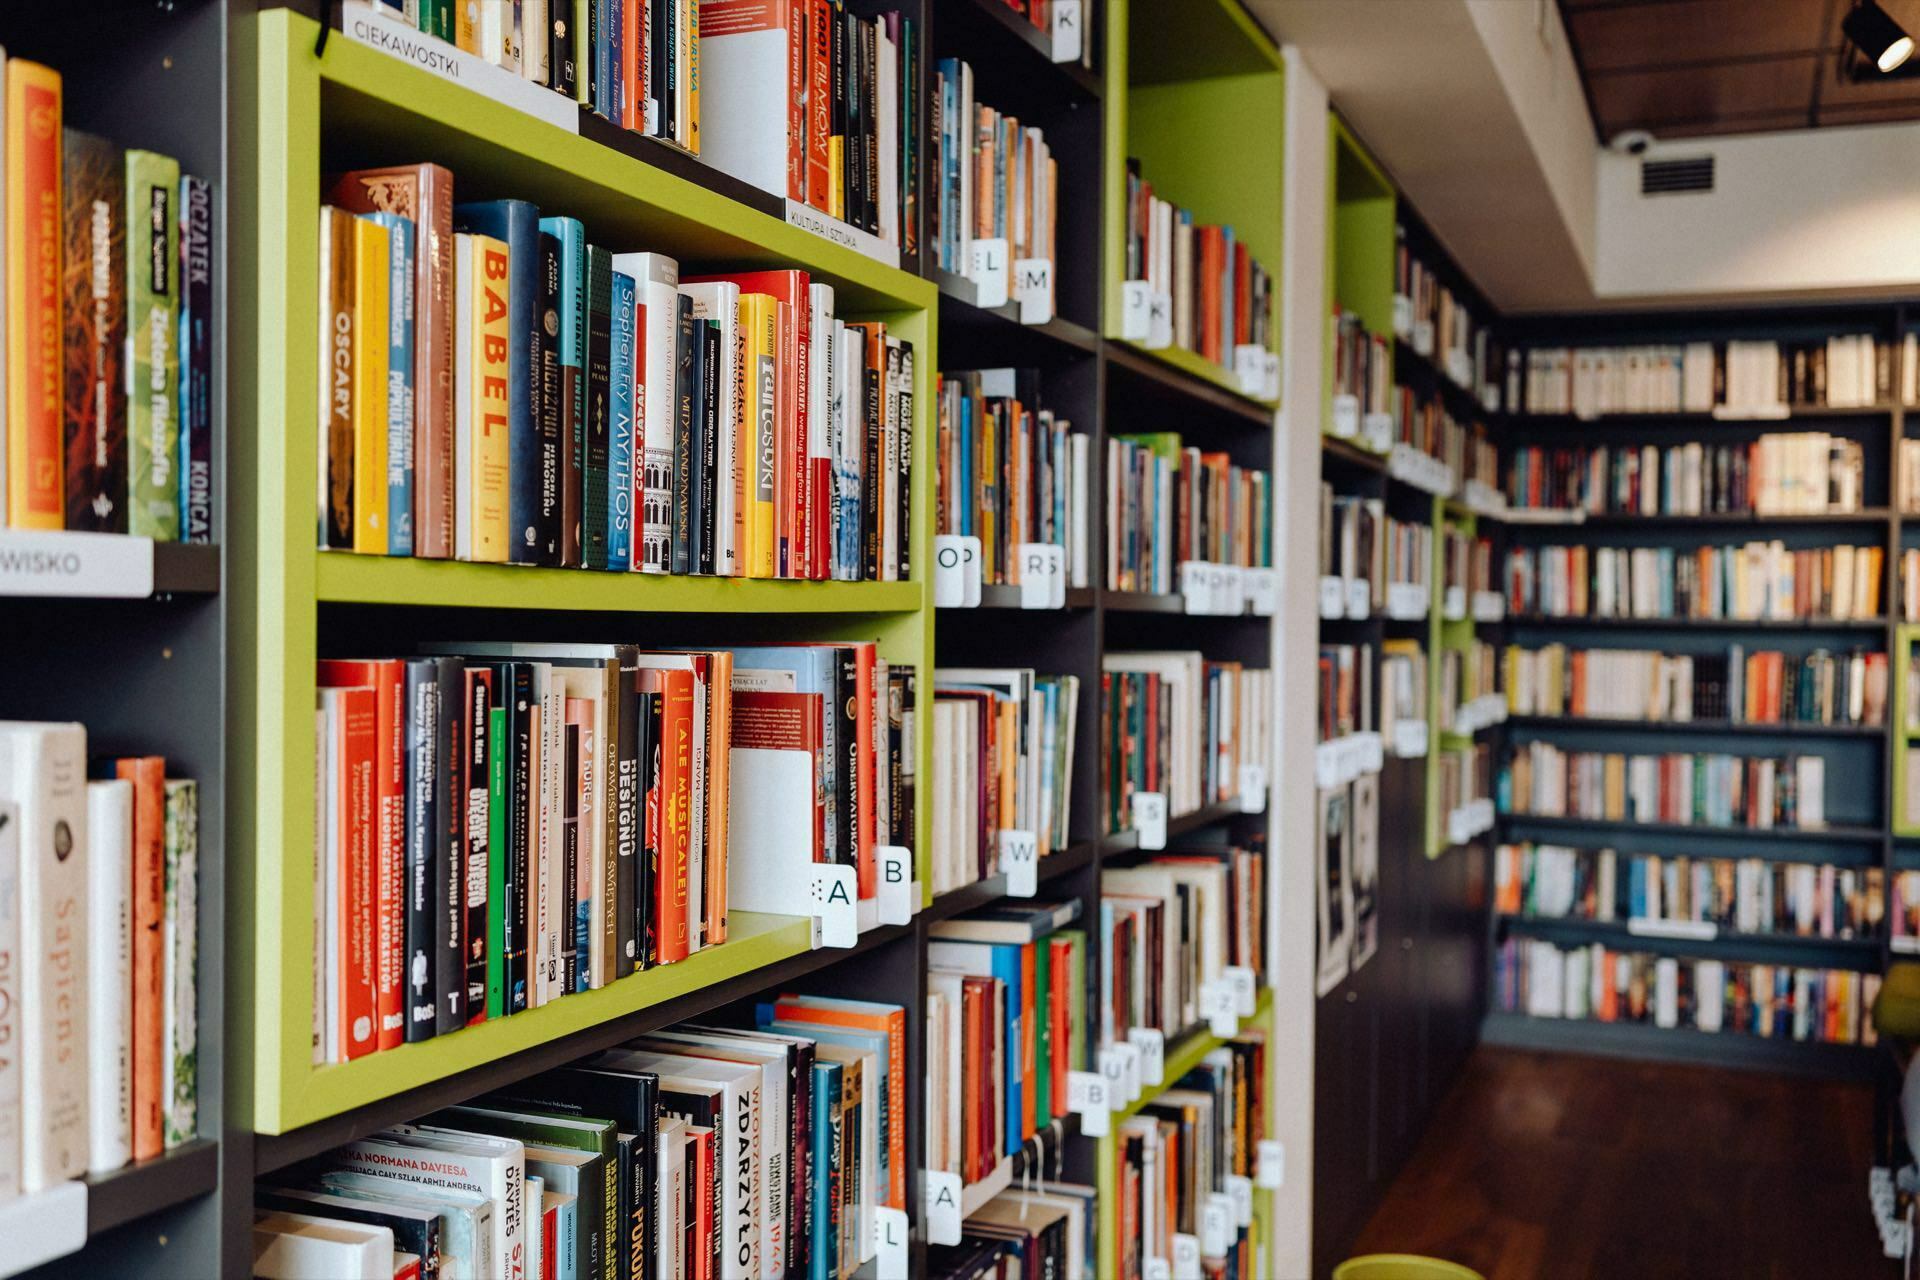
[86,1138,220,1236]
[1102,589,1188,614]
[1099,800,1256,855]
[1481,1012,1875,1079]
[950,0,1104,100]
[1322,435,1389,476]
[1505,714,1885,739]
[1510,404,1897,428]
[1393,341,1489,416]
[0,534,219,599]
[1502,615,1889,633]
[921,840,1097,924]
[935,272,1101,356]
[964,583,1097,611]
[1553,508,1892,530]
[253,920,917,1175]
[1102,340,1276,427]
[1499,813,1887,844]
[1496,914,1883,970]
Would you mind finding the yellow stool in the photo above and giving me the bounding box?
[1334,1255,1485,1280]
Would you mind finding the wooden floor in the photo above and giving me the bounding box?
[1346,1046,1891,1280]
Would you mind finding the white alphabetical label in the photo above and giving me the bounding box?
[1362,410,1394,453]
[1202,978,1239,1037]
[1227,1175,1255,1227]
[876,845,913,926]
[1149,290,1174,349]
[1443,585,1466,621]
[1067,1069,1111,1136]
[1225,965,1257,1017]
[1245,567,1277,616]
[1330,393,1360,439]
[1122,280,1154,341]
[970,238,1011,308]
[809,865,858,948]
[1018,542,1066,609]
[874,1206,910,1274]
[1356,731,1384,773]
[1128,1026,1166,1086]
[1132,792,1168,850]
[1201,1193,1234,1256]
[1256,1138,1285,1189]
[924,1171,963,1246]
[1386,581,1429,621]
[1014,258,1055,325]
[341,1,582,133]
[1412,318,1435,357]
[1172,1234,1203,1280]
[1264,351,1281,402]
[1234,344,1265,396]
[1391,719,1428,758]
[0,531,156,598]
[1101,1042,1141,1104]
[933,535,969,608]
[1346,577,1371,619]
[999,828,1039,898]
[1391,293,1413,338]
[1050,0,1084,61]
[1145,1259,1172,1280]
[1317,575,1345,620]
[960,535,983,607]
[1239,763,1267,814]
[1214,564,1245,615]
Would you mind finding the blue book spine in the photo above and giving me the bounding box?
[957,394,973,538]
[809,1060,842,1280]
[609,272,637,568]
[454,200,543,563]
[594,0,614,119]
[992,943,1022,1156]
[367,211,417,556]
[609,0,625,125]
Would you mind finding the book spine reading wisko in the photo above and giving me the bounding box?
[435,654,466,1033]
[698,319,722,574]
[404,659,442,1042]
[671,295,697,574]
[536,229,566,565]
[584,246,614,570]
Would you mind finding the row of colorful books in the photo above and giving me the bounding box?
[1381,642,1426,745]
[1502,643,1889,728]
[1516,335,1894,417]
[1395,232,1497,402]
[935,368,1091,590]
[252,990,911,1280]
[1438,744,1492,829]
[0,725,199,1203]
[321,168,915,578]
[931,58,1057,300]
[1099,842,1267,1046]
[1506,436,1869,517]
[2,60,214,539]
[1438,641,1496,729]
[1329,308,1390,417]
[929,668,1080,894]
[313,641,913,1063]
[1120,160,1276,374]
[1500,743,1827,832]
[1441,522,1492,598]
[1099,656,1271,834]
[1319,491,1434,602]
[1495,940,1878,1045]
[1495,842,1883,941]
[925,900,1088,1187]
[1106,435,1273,596]
[1389,386,1474,481]
[1318,644,1372,744]
[1504,542,1885,623]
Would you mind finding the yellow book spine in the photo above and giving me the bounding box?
[684,0,700,155]
[744,292,777,578]
[829,137,844,222]
[6,59,63,528]
[472,234,513,562]
[351,217,389,555]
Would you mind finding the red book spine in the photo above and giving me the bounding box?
[656,669,695,963]
[1049,937,1070,1108]
[787,0,808,201]
[118,755,166,1160]
[691,1127,716,1280]
[337,687,379,1060]
[806,0,832,212]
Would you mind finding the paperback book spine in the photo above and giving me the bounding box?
[404,661,441,1042]
[536,230,565,566]
[608,269,637,570]
[486,700,508,1019]
[162,778,198,1147]
[350,215,390,554]
[178,174,214,543]
[698,320,721,573]
[453,200,544,564]
[6,62,64,529]
[117,753,166,1160]
[672,295,695,574]
[436,654,467,1033]
[320,207,358,549]
[584,245,613,570]
[62,129,127,533]
[85,780,133,1173]
[126,148,181,539]
[542,216,586,568]
[464,668,493,1024]
[365,211,416,556]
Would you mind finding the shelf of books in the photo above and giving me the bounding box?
[0,3,232,1274]
[1489,301,1916,1076]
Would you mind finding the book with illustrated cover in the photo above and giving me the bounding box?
[61,129,127,533]
[127,148,181,540]
[6,60,64,529]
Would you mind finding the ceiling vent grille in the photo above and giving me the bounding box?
[1641,156,1715,196]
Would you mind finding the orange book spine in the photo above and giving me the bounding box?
[118,755,166,1160]
[7,60,64,527]
[655,668,694,963]
[806,0,832,211]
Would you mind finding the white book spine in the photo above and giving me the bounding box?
[161,780,198,1148]
[611,254,681,575]
[0,798,18,1199]
[84,781,133,1174]
[1,722,91,1191]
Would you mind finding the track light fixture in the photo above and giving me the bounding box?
[1844,0,1915,73]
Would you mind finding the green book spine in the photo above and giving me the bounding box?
[126,149,182,539]
[163,778,199,1148]
[1033,935,1052,1128]
[487,704,508,1018]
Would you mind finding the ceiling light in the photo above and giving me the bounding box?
[1844,0,1915,72]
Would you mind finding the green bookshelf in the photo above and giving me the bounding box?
[1325,116,1396,438]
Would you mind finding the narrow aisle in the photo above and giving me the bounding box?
[1347,1048,1886,1280]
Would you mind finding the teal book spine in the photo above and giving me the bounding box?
[541,215,587,566]
[809,1060,842,1280]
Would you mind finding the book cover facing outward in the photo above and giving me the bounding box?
[61,129,126,532]
[6,61,63,529]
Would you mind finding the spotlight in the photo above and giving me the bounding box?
[1844,0,1915,73]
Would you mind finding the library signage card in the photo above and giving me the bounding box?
[1330,394,1360,439]
[1128,1027,1166,1086]
[1132,791,1167,850]
[924,1171,963,1245]
[1067,1070,1111,1136]
[1317,575,1345,619]
[1202,978,1238,1037]
[1015,259,1054,326]
[970,238,1011,308]
[876,845,913,925]
[1362,410,1393,452]
[874,1207,909,1274]
[1101,1041,1142,1103]
[1173,1234,1203,1280]
[784,200,901,269]
[998,829,1039,897]
[934,534,982,607]
[1257,1139,1285,1189]
[1049,0,1084,61]
[0,531,154,597]
[1018,543,1066,609]
[1122,281,1154,341]
[809,865,858,947]
[1245,568,1278,616]
[1227,1175,1254,1227]
[1201,1194,1234,1257]
[1239,763,1268,814]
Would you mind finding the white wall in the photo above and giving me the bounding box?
[1592,120,1920,304]
[1268,43,1331,1280]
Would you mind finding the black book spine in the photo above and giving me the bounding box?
[180,174,214,543]
[586,247,614,570]
[538,231,565,565]
[435,655,466,1033]
[637,689,662,970]
[508,662,535,1012]
[464,670,492,1021]
[862,357,882,580]
[698,319,722,574]
[791,1040,815,1280]
[843,12,863,231]
[671,294,696,574]
[658,0,677,142]
[404,660,441,1042]
[685,316,710,576]
[552,2,577,100]
[615,1131,640,1280]
[894,341,911,579]
[834,649,859,871]
[863,19,880,235]
[614,666,640,981]
[563,721,582,996]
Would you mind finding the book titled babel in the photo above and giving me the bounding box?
[0,722,91,1195]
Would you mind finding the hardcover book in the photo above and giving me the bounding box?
[61,129,128,533]
[6,61,64,529]
[126,148,181,539]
